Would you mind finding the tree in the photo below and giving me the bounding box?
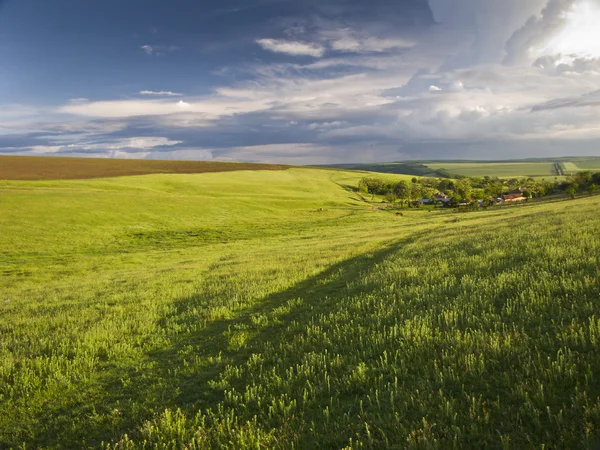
[565,184,577,199]
[450,194,463,207]
[358,177,392,196]
[385,192,398,205]
[393,181,410,208]
[471,189,486,201]
[438,179,455,193]
[421,187,436,202]
[574,171,592,188]
[587,184,598,196]
[410,183,422,206]
[455,179,472,202]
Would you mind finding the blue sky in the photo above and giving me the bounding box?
[1,0,600,163]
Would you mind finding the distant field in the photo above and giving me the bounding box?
[426,162,558,178]
[0,155,288,180]
[561,158,600,172]
[573,161,600,170]
[562,162,579,173]
[322,162,444,177]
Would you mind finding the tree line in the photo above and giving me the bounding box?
[561,171,600,198]
[358,172,599,207]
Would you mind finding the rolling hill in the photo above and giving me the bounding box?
[1,161,599,448]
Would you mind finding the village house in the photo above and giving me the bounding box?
[433,193,451,205]
[503,193,528,203]
[419,192,452,206]
[506,188,525,196]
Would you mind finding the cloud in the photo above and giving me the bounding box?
[322,28,415,53]
[140,44,179,56]
[0,134,184,158]
[429,85,442,92]
[532,89,600,111]
[307,121,347,130]
[139,90,183,96]
[141,45,154,55]
[533,55,600,74]
[54,137,182,154]
[67,98,90,104]
[146,149,213,161]
[429,0,548,66]
[58,99,203,118]
[504,0,576,65]
[256,39,325,57]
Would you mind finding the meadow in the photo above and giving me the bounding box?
[425,162,558,178]
[559,159,600,175]
[1,165,600,448]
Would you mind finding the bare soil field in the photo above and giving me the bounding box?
[0,155,289,180]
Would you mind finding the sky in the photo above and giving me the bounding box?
[1,0,600,164]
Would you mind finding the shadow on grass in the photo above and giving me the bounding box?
[82,234,423,447]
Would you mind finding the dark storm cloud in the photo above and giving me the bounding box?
[0,132,58,149]
[532,90,600,111]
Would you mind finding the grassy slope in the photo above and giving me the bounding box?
[567,158,600,170]
[1,168,599,448]
[322,163,441,177]
[319,158,600,179]
[426,162,557,178]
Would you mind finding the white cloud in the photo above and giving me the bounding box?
[140,44,179,56]
[141,45,154,55]
[67,98,90,104]
[139,90,182,96]
[65,137,182,152]
[29,145,63,154]
[146,149,213,160]
[104,137,181,149]
[323,28,415,53]
[58,100,202,118]
[504,0,577,65]
[307,121,347,130]
[535,1,600,59]
[429,85,442,91]
[256,39,325,57]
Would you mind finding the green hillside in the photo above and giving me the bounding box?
[323,162,446,177]
[325,157,600,179]
[1,168,600,448]
[426,161,557,178]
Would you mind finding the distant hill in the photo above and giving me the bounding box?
[323,162,450,178]
[0,155,289,180]
[322,157,600,179]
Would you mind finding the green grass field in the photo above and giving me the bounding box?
[425,158,600,179]
[426,162,558,178]
[572,161,600,170]
[560,159,600,174]
[1,167,600,448]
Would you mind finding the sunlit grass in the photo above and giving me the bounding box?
[1,168,599,448]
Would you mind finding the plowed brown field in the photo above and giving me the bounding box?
[0,155,289,180]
